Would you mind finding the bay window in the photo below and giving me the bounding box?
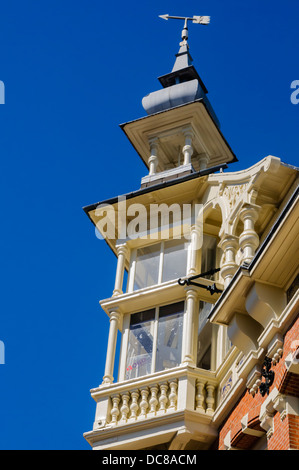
[127,234,218,293]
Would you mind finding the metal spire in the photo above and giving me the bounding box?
[159,14,210,42]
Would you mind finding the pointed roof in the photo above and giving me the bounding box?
[158,26,208,92]
[142,20,213,117]
[158,43,208,93]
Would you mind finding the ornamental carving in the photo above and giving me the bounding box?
[221,184,249,210]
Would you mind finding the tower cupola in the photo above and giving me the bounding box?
[142,15,219,128]
[121,15,236,186]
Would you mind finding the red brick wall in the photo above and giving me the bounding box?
[217,315,299,450]
[268,413,299,450]
[289,415,299,449]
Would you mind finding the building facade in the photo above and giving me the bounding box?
[83,18,299,451]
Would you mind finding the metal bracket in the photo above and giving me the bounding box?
[178,268,222,295]
[259,357,275,397]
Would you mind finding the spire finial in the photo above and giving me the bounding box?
[159,14,210,44]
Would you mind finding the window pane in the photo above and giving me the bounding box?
[198,301,213,334]
[155,302,184,372]
[197,302,213,370]
[198,344,211,370]
[159,301,185,318]
[201,235,217,278]
[162,239,188,283]
[134,245,160,290]
[126,309,155,380]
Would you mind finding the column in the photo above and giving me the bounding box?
[102,309,121,385]
[182,127,194,166]
[148,137,159,175]
[113,243,128,296]
[239,203,260,265]
[187,224,201,276]
[198,153,210,171]
[219,234,238,288]
[182,287,199,365]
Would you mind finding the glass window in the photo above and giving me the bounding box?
[125,309,155,380]
[134,245,161,290]
[125,302,184,379]
[201,235,217,279]
[155,302,184,372]
[197,302,213,370]
[162,239,188,283]
[131,240,188,292]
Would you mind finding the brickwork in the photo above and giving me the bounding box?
[217,314,299,450]
[289,414,299,449]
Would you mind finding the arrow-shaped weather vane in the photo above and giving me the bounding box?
[159,14,210,41]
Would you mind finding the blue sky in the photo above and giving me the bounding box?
[0,0,298,450]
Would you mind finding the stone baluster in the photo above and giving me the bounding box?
[148,385,159,415]
[129,390,139,420]
[139,388,149,418]
[120,392,130,423]
[110,394,120,425]
[206,384,216,415]
[195,379,206,412]
[159,382,168,413]
[239,203,260,265]
[168,380,178,410]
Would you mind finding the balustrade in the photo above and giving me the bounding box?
[109,380,176,426]
[99,370,218,427]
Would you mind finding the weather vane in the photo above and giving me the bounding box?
[159,14,210,42]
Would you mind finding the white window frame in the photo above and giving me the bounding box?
[118,301,185,382]
[127,239,190,293]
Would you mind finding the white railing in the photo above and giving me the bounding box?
[110,379,178,425]
[91,365,218,429]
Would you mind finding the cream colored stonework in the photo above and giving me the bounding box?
[84,152,298,449]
